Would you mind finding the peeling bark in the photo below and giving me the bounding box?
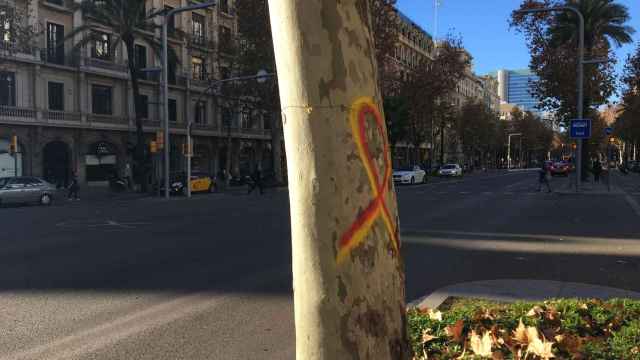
[268,0,410,359]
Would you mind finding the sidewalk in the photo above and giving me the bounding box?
[554,171,624,195]
[409,279,640,310]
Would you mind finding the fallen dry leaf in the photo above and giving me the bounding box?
[513,320,528,344]
[527,305,544,317]
[470,330,493,358]
[527,337,555,359]
[422,328,437,344]
[445,319,465,343]
[428,309,443,321]
[526,326,540,345]
[492,351,505,360]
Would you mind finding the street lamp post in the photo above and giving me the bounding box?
[507,133,522,170]
[161,1,216,199]
[516,6,584,190]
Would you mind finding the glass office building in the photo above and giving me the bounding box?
[494,69,540,114]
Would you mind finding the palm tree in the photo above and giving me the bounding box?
[548,0,634,179]
[550,0,634,50]
[66,0,179,190]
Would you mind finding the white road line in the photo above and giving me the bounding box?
[624,194,640,218]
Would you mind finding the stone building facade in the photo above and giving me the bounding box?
[0,0,282,185]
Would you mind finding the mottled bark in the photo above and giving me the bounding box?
[268,1,410,359]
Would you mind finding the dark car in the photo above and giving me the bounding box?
[0,177,57,206]
[550,161,570,177]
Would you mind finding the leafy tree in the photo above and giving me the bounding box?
[70,0,179,190]
[455,100,501,168]
[400,35,469,165]
[383,96,409,153]
[510,108,555,166]
[615,43,640,161]
[0,0,42,65]
[511,0,635,176]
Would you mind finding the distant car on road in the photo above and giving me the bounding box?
[393,165,427,185]
[161,172,216,195]
[550,161,570,177]
[0,177,57,206]
[438,164,463,177]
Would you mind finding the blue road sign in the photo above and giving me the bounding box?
[605,127,613,136]
[570,119,592,139]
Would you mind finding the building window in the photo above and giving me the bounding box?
[219,66,229,80]
[134,44,147,79]
[136,94,148,119]
[219,25,232,51]
[164,6,175,34]
[46,0,64,6]
[192,57,205,80]
[0,71,16,106]
[221,106,233,127]
[192,13,205,44]
[241,110,251,129]
[168,98,177,122]
[263,112,271,130]
[194,101,205,124]
[91,84,112,115]
[47,22,65,65]
[48,82,64,111]
[92,31,111,60]
[220,0,229,14]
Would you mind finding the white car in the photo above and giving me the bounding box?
[393,165,427,185]
[438,164,463,177]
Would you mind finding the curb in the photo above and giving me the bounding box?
[408,279,640,310]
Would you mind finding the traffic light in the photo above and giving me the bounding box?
[156,130,164,149]
[150,141,157,154]
[9,135,17,155]
[182,143,192,156]
[571,143,577,150]
[609,137,615,144]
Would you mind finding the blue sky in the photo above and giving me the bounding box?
[396,0,640,81]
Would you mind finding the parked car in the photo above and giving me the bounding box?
[0,177,57,206]
[393,165,427,185]
[162,172,216,195]
[438,164,463,177]
[550,161,570,177]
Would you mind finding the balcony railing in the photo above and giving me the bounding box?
[241,127,271,137]
[46,110,81,122]
[89,114,128,125]
[84,57,128,73]
[40,0,75,10]
[192,122,218,131]
[0,40,39,59]
[187,33,216,50]
[0,105,37,121]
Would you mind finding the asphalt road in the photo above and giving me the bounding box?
[1,170,639,359]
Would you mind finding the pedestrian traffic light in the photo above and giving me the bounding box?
[571,143,577,150]
[150,141,157,154]
[182,143,192,156]
[9,135,17,155]
[609,137,615,144]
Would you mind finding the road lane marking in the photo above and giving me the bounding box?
[624,194,640,218]
[402,230,640,257]
[0,266,289,360]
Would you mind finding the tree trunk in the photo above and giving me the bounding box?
[267,1,410,359]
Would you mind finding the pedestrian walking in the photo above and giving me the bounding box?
[592,159,603,183]
[67,171,80,200]
[538,162,552,193]
[247,168,264,195]
[124,163,133,190]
